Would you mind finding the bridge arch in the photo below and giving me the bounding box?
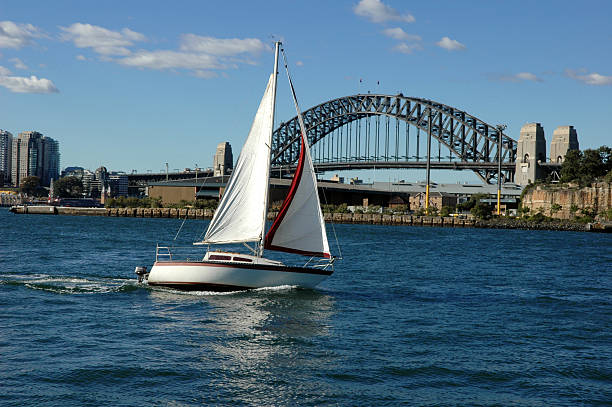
[271,94,517,183]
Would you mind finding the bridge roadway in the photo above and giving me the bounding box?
[128,169,214,185]
[309,160,516,172]
[127,161,528,185]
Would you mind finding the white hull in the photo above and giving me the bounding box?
[147,261,332,291]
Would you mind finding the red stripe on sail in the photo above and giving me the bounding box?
[266,244,331,258]
[264,134,306,249]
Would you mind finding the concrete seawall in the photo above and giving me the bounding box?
[10,204,608,231]
[10,205,478,227]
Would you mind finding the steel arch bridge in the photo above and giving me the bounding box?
[271,94,517,183]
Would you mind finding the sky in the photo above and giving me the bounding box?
[1,0,611,183]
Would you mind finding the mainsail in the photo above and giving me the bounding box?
[264,66,331,258]
[200,74,275,244]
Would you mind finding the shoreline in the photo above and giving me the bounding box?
[9,205,611,233]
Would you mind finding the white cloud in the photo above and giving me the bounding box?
[492,72,543,82]
[60,23,146,56]
[193,70,218,79]
[296,60,304,67]
[117,50,226,70]
[515,72,540,81]
[0,21,42,48]
[393,42,422,54]
[436,36,466,51]
[565,69,612,86]
[0,74,59,93]
[179,34,268,56]
[354,0,415,23]
[0,65,11,76]
[60,23,268,78]
[10,57,28,70]
[383,27,420,42]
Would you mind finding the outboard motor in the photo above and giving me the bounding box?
[135,266,149,283]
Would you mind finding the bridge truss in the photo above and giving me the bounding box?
[271,94,517,183]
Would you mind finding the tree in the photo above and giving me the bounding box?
[550,203,562,216]
[457,193,488,212]
[569,204,579,217]
[20,176,45,197]
[440,205,452,217]
[581,149,605,184]
[560,146,612,185]
[53,176,84,198]
[426,206,439,216]
[471,201,492,220]
[598,146,612,173]
[560,149,582,183]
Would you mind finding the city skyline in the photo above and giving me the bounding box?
[1,0,610,183]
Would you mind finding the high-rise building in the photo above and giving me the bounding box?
[42,136,60,186]
[11,131,60,188]
[12,131,42,187]
[0,130,13,185]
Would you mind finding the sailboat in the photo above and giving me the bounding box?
[146,42,335,291]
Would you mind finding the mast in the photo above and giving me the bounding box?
[258,41,281,257]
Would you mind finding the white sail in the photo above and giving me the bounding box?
[264,132,330,258]
[200,74,275,244]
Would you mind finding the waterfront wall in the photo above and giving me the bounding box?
[12,205,608,231]
[10,205,477,227]
[522,182,612,219]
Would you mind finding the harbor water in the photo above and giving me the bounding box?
[1,208,611,406]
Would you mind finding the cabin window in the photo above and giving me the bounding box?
[209,255,231,261]
[233,257,253,263]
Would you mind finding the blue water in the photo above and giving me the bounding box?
[1,208,611,406]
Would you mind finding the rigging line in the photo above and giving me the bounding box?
[281,47,337,260]
[193,171,218,242]
[175,169,213,243]
[174,215,188,241]
[320,186,343,260]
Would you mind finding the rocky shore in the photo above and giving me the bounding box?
[10,204,610,232]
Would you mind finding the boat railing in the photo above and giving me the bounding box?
[155,244,206,262]
[303,256,335,271]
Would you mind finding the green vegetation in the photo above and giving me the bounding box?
[53,176,83,198]
[426,206,438,216]
[560,146,612,185]
[470,201,492,220]
[440,206,453,217]
[454,193,492,220]
[104,197,218,210]
[456,193,487,212]
[390,204,409,214]
[20,176,46,197]
[365,205,381,214]
[549,203,562,216]
[321,203,350,214]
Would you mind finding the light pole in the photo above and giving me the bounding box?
[195,163,198,183]
[496,124,507,215]
[165,162,169,181]
[425,107,432,212]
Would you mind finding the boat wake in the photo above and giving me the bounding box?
[0,273,140,295]
[148,284,299,297]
